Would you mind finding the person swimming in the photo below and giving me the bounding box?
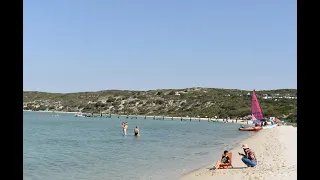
[134,126,139,136]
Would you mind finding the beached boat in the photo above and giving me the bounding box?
[262,124,278,129]
[239,127,262,131]
[239,90,266,131]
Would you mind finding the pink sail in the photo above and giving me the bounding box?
[251,90,264,121]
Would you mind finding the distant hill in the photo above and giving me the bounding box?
[23,88,297,121]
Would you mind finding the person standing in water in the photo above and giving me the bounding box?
[134,126,140,136]
[124,122,128,135]
[122,122,128,135]
[121,123,125,135]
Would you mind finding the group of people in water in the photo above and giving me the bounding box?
[121,122,140,137]
[214,144,257,169]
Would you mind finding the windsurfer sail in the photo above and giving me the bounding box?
[251,90,265,124]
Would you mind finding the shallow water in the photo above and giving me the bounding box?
[23,111,251,180]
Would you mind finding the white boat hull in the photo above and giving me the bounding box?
[262,124,277,129]
[74,114,86,117]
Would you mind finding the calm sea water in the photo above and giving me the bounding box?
[23,111,251,180]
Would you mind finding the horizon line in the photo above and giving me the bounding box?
[23,87,297,94]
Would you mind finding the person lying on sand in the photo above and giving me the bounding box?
[238,144,257,167]
[214,150,230,169]
[134,126,140,136]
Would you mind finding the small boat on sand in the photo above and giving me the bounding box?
[262,124,278,129]
[239,127,263,131]
[239,90,266,131]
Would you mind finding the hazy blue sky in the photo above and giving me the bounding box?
[24,0,296,93]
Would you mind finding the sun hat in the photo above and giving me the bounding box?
[242,144,249,149]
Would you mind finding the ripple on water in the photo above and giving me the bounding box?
[23,112,251,180]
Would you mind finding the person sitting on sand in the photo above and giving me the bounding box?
[214,150,230,169]
[134,126,140,136]
[238,144,257,167]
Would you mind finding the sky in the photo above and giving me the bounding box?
[23,0,296,93]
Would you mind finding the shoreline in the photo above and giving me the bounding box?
[23,110,296,179]
[23,110,77,114]
[179,126,297,180]
[23,110,253,124]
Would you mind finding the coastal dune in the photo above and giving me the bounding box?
[179,126,297,180]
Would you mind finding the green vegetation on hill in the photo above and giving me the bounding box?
[23,88,297,121]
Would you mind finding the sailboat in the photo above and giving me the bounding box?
[239,90,264,131]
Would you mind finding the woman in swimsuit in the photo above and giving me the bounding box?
[121,122,128,135]
[124,123,128,135]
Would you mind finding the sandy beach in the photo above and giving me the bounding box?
[179,126,297,180]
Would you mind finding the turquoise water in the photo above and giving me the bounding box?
[23,111,251,180]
